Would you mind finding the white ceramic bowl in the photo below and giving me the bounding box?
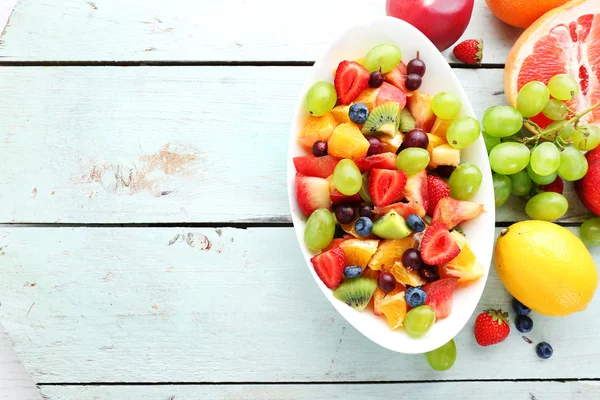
[287,16,495,354]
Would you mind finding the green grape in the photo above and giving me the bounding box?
[483,132,501,153]
[304,209,335,251]
[516,81,549,118]
[404,305,436,338]
[489,142,530,175]
[581,218,600,247]
[542,99,569,120]
[333,159,362,196]
[448,162,482,200]
[493,173,512,207]
[426,339,456,371]
[509,170,532,197]
[525,192,568,221]
[530,142,561,176]
[305,81,337,116]
[558,147,588,181]
[358,173,372,203]
[396,148,430,176]
[543,121,574,141]
[572,125,600,151]
[548,74,579,101]
[431,92,462,120]
[527,164,557,185]
[446,116,481,149]
[364,43,401,73]
[482,106,524,138]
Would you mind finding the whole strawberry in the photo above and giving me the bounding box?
[474,309,510,346]
[453,39,483,65]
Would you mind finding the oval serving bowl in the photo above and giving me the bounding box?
[287,16,495,354]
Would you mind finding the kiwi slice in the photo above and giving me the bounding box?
[361,102,399,136]
[333,277,377,311]
[398,108,416,132]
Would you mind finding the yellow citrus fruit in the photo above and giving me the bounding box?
[440,231,484,286]
[495,220,598,316]
[378,291,407,329]
[297,113,337,150]
[339,239,380,270]
[328,123,370,160]
[367,237,416,271]
[390,261,427,287]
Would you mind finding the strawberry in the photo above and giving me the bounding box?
[368,169,407,207]
[432,197,485,230]
[405,170,429,216]
[423,278,459,320]
[355,152,397,173]
[420,222,461,265]
[474,309,510,346]
[540,176,564,194]
[334,61,370,104]
[374,201,424,219]
[295,173,331,217]
[453,39,483,65]
[311,247,346,289]
[293,155,340,179]
[427,175,450,216]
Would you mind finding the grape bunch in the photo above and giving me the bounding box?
[486,74,600,221]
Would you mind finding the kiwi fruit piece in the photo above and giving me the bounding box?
[333,277,377,311]
[398,108,416,132]
[361,102,399,136]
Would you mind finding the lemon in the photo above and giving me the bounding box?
[495,220,598,316]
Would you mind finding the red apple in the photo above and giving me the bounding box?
[576,146,600,216]
[386,0,475,52]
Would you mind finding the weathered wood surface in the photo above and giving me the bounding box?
[0,330,40,400]
[37,381,600,400]
[0,227,597,383]
[0,66,590,224]
[0,0,521,64]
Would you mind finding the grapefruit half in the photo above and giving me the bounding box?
[505,0,600,129]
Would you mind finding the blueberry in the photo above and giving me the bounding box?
[515,315,533,333]
[406,214,425,232]
[512,298,531,316]
[344,265,362,279]
[536,342,553,359]
[354,216,373,237]
[349,103,369,124]
[405,287,427,307]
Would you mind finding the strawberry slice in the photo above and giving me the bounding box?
[423,277,459,320]
[334,61,370,104]
[295,173,331,217]
[330,189,362,206]
[311,247,346,289]
[427,175,451,216]
[432,197,485,230]
[293,155,340,179]
[368,169,407,207]
[374,200,424,219]
[420,222,461,265]
[405,170,428,216]
[354,152,397,173]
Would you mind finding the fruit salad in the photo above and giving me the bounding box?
[294,43,486,339]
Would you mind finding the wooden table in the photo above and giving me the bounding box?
[0,0,599,398]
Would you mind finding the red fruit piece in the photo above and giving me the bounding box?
[376,82,407,109]
[334,61,370,104]
[432,197,485,230]
[330,189,362,206]
[420,222,461,265]
[368,169,407,207]
[323,238,345,252]
[384,62,416,96]
[374,201,424,219]
[427,175,451,216]
[576,146,600,216]
[474,309,510,347]
[355,152,397,173]
[423,277,459,320]
[311,247,346,289]
[453,39,483,65]
[293,155,340,179]
[405,170,429,216]
[540,176,564,194]
[295,173,331,217]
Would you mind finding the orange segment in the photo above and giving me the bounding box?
[367,237,416,271]
[440,231,484,285]
[373,284,404,316]
[339,239,380,269]
[378,291,407,329]
[331,105,351,124]
[298,113,337,150]
[426,133,446,160]
[354,88,379,110]
[328,123,370,160]
[363,267,380,281]
[390,261,428,287]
